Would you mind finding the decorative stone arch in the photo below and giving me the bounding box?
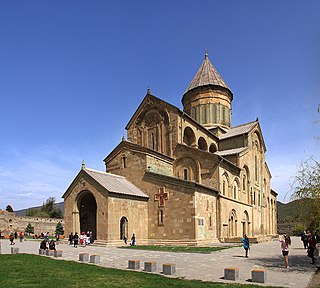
[220,172,230,196]
[120,216,128,240]
[136,105,170,154]
[242,210,250,236]
[74,190,97,240]
[228,209,238,237]
[183,126,196,147]
[209,143,218,153]
[198,137,208,151]
[173,155,200,182]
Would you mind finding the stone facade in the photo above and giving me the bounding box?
[63,54,277,245]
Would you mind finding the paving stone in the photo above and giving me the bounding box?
[79,252,89,262]
[224,267,239,281]
[128,260,140,269]
[163,263,176,275]
[54,250,63,257]
[90,254,100,264]
[11,247,19,254]
[144,261,157,272]
[251,269,266,283]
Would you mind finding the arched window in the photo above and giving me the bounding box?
[183,127,196,146]
[233,180,238,200]
[242,174,246,192]
[121,155,127,168]
[209,144,217,153]
[198,137,207,151]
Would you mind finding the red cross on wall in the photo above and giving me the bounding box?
[154,187,168,207]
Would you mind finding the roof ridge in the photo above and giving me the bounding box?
[84,167,125,179]
[230,120,257,129]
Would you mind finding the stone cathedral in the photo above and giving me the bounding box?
[63,54,277,245]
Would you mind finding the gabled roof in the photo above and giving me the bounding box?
[219,121,257,140]
[63,167,149,199]
[215,147,247,156]
[184,54,232,96]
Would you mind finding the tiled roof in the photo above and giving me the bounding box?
[84,168,149,199]
[185,54,231,94]
[219,121,257,140]
[215,147,247,156]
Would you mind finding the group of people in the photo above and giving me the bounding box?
[241,231,319,269]
[39,238,56,251]
[301,231,319,265]
[68,231,93,248]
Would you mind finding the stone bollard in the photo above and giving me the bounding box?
[79,253,89,262]
[251,269,266,283]
[144,261,157,272]
[54,250,63,257]
[90,254,100,264]
[163,263,176,275]
[46,250,55,256]
[224,267,239,281]
[128,260,140,270]
[39,249,45,255]
[11,247,19,254]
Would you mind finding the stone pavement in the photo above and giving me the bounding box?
[0,236,317,287]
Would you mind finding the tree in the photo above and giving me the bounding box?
[25,223,34,235]
[41,197,63,218]
[55,222,64,236]
[6,205,13,212]
[290,156,320,231]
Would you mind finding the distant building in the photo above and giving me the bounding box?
[63,54,277,245]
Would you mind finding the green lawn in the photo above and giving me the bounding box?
[0,254,278,288]
[119,245,235,253]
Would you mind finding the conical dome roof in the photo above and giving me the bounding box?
[184,54,232,97]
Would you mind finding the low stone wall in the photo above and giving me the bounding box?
[0,210,64,236]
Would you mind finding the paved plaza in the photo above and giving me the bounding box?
[0,236,317,287]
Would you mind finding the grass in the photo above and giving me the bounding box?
[0,254,278,288]
[119,245,235,253]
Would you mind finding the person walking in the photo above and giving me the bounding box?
[307,231,317,264]
[279,234,291,268]
[68,232,73,245]
[301,231,308,249]
[130,234,136,246]
[9,233,15,245]
[241,234,250,257]
[19,231,23,242]
[73,232,79,248]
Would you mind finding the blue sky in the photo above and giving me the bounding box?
[0,1,319,210]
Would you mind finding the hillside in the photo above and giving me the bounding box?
[15,202,64,217]
[277,198,313,235]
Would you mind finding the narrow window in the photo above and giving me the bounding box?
[151,132,155,150]
[222,180,226,195]
[184,169,188,180]
[121,156,127,168]
[158,210,164,225]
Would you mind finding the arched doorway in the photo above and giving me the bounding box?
[77,191,97,240]
[120,217,128,240]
